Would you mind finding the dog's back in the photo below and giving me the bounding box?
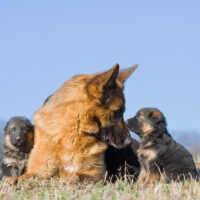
[160,135,198,181]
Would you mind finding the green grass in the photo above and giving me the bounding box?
[0,175,199,200]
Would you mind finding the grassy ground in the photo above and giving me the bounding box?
[0,172,199,200]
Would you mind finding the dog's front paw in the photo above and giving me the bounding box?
[5,177,18,185]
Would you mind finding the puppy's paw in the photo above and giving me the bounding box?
[5,177,18,185]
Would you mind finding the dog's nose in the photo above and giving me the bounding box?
[16,136,21,141]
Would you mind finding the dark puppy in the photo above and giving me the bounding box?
[105,138,140,182]
[0,117,34,180]
[126,108,198,183]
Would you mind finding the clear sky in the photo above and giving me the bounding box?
[0,1,200,135]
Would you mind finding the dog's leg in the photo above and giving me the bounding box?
[59,167,80,184]
[137,167,160,185]
[137,167,148,184]
[6,142,58,184]
[5,172,34,184]
[145,172,160,184]
[5,171,53,184]
[59,167,101,183]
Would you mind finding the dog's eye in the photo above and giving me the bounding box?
[10,129,15,134]
[21,127,27,133]
[113,109,123,121]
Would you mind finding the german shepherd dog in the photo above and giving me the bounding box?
[7,64,138,184]
[0,117,34,180]
[126,108,199,183]
[42,96,140,182]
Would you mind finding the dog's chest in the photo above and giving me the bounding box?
[4,156,27,168]
[4,148,29,161]
[3,149,29,171]
[60,146,106,178]
[3,156,27,177]
[138,147,158,161]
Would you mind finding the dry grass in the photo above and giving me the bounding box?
[0,174,199,200]
[0,161,199,200]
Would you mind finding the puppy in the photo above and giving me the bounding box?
[0,117,34,180]
[126,108,199,183]
[6,64,138,184]
[105,138,140,182]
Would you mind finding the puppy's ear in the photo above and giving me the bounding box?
[151,110,163,121]
[4,121,9,134]
[87,64,119,103]
[117,64,138,83]
[149,110,167,129]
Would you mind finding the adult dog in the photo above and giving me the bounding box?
[7,63,138,184]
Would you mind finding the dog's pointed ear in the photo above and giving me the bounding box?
[149,109,163,121]
[4,122,9,133]
[87,64,119,103]
[99,63,119,92]
[117,64,138,83]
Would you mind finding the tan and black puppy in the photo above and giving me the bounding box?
[126,108,199,184]
[0,117,34,180]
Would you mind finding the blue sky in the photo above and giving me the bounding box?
[0,1,200,135]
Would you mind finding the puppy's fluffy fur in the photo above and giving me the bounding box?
[105,139,140,182]
[0,117,34,180]
[126,108,199,183]
[7,64,138,184]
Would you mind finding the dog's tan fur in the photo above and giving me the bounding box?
[6,64,138,184]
